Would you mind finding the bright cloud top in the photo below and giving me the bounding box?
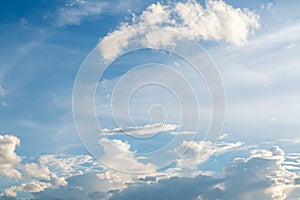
[175,140,243,169]
[99,0,260,61]
[0,135,21,178]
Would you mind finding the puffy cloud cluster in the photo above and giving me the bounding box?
[99,0,260,61]
[109,146,300,200]
[222,146,297,199]
[0,134,155,198]
[23,163,52,180]
[3,181,53,197]
[0,135,22,178]
[0,135,72,197]
[38,154,102,177]
[2,133,300,199]
[2,164,67,197]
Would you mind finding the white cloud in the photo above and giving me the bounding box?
[1,160,68,197]
[2,134,300,199]
[98,138,156,173]
[175,140,242,169]
[99,0,260,61]
[3,180,53,197]
[100,123,177,136]
[0,135,22,178]
[57,0,107,26]
[23,163,51,180]
[170,131,196,135]
[0,86,6,96]
[109,146,300,200]
[261,2,274,10]
[278,137,300,144]
[0,135,74,197]
[39,154,101,177]
[223,146,296,199]
[245,21,300,48]
[218,133,229,140]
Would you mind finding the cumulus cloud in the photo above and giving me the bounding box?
[3,181,53,197]
[100,123,177,136]
[0,135,22,178]
[1,161,68,197]
[23,163,52,180]
[222,146,297,199]
[2,134,300,199]
[0,135,73,197]
[175,140,242,169]
[109,146,300,200]
[98,138,156,173]
[99,0,260,61]
[39,154,102,177]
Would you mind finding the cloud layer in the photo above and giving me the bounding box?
[109,146,300,200]
[2,133,300,199]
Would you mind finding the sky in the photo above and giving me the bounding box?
[0,0,300,199]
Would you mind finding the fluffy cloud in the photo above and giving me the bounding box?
[98,138,156,173]
[222,146,297,199]
[2,134,300,199]
[23,163,51,180]
[39,154,102,177]
[0,135,22,178]
[175,140,242,169]
[100,123,177,136]
[3,181,53,197]
[99,0,260,61]
[0,135,73,197]
[109,146,300,200]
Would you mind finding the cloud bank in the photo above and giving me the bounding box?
[109,146,300,200]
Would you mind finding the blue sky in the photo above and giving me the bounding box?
[1,0,300,199]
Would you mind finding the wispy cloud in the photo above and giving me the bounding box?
[0,86,6,96]
[56,0,107,26]
[100,123,177,136]
[278,137,300,144]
